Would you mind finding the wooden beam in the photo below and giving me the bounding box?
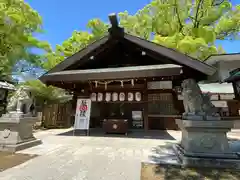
[108,13,119,28]
[108,13,124,37]
[143,80,148,132]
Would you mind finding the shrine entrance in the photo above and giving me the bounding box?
[88,80,145,130]
[39,14,216,132]
[90,101,144,130]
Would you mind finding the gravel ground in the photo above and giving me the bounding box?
[0,129,178,180]
[0,128,239,180]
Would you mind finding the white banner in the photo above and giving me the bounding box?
[74,98,92,130]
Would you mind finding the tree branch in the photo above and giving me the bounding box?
[211,0,224,6]
[174,0,185,35]
[194,0,204,28]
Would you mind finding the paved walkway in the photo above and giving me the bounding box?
[0,129,178,180]
[0,129,239,180]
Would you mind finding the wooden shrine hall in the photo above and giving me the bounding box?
[39,14,216,132]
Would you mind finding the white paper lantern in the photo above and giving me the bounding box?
[112,92,118,101]
[97,93,103,101]
[90,93,97,101]
[128,92,134,101]
[105,92,111,102]
[119,92,125,101]
[135,92,141,101]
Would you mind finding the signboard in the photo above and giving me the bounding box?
[148,81,172,89]
[219,94,235,100]
[210,94,219,100]
[211,101,228,108]
[132,111,142,120]
[74,98,92,131]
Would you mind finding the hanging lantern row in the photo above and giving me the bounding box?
[90,92,142,102]
[92,79,135,89]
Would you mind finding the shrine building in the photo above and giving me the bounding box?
[39,14,238,132]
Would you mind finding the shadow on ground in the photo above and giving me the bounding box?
[57,128,176,140]
[0,152,38,172]
[141,142,240,180]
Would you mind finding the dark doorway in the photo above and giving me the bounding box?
[90,102,144,129]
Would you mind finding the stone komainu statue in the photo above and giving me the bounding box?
[181,79,219,118]
[7,86,35,115]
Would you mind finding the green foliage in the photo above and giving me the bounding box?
[41,0,240,69]
[21,80,70,104]
[119,0,239,60]
[41,19,109,70]
[0,0,51,79]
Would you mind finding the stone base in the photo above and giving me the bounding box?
[175,119,235,155]
[0,112,41,152]
[174,144,240,169]
[0,138,42,153]
[182,112,221,121]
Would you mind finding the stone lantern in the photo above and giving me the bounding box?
[0,80,15,116]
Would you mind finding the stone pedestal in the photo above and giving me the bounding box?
[174,119,240,169]
[0,112,42,152]
[140,119,240,179]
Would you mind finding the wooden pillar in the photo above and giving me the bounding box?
[143,80,148,132]
[72,93,78,109]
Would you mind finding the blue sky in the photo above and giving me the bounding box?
[26,0,240,53]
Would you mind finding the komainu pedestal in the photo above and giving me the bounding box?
[141,79,240,179]
[0,112,42,152]
[175,119,240,169]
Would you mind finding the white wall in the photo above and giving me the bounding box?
[206,60,240,82]
[219,61,240,82]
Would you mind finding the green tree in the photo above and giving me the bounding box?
[42,0,240,70]
[21,80,71,105]
[41,19,109,70]
[0,0,51,80]
[117,0,239,59]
